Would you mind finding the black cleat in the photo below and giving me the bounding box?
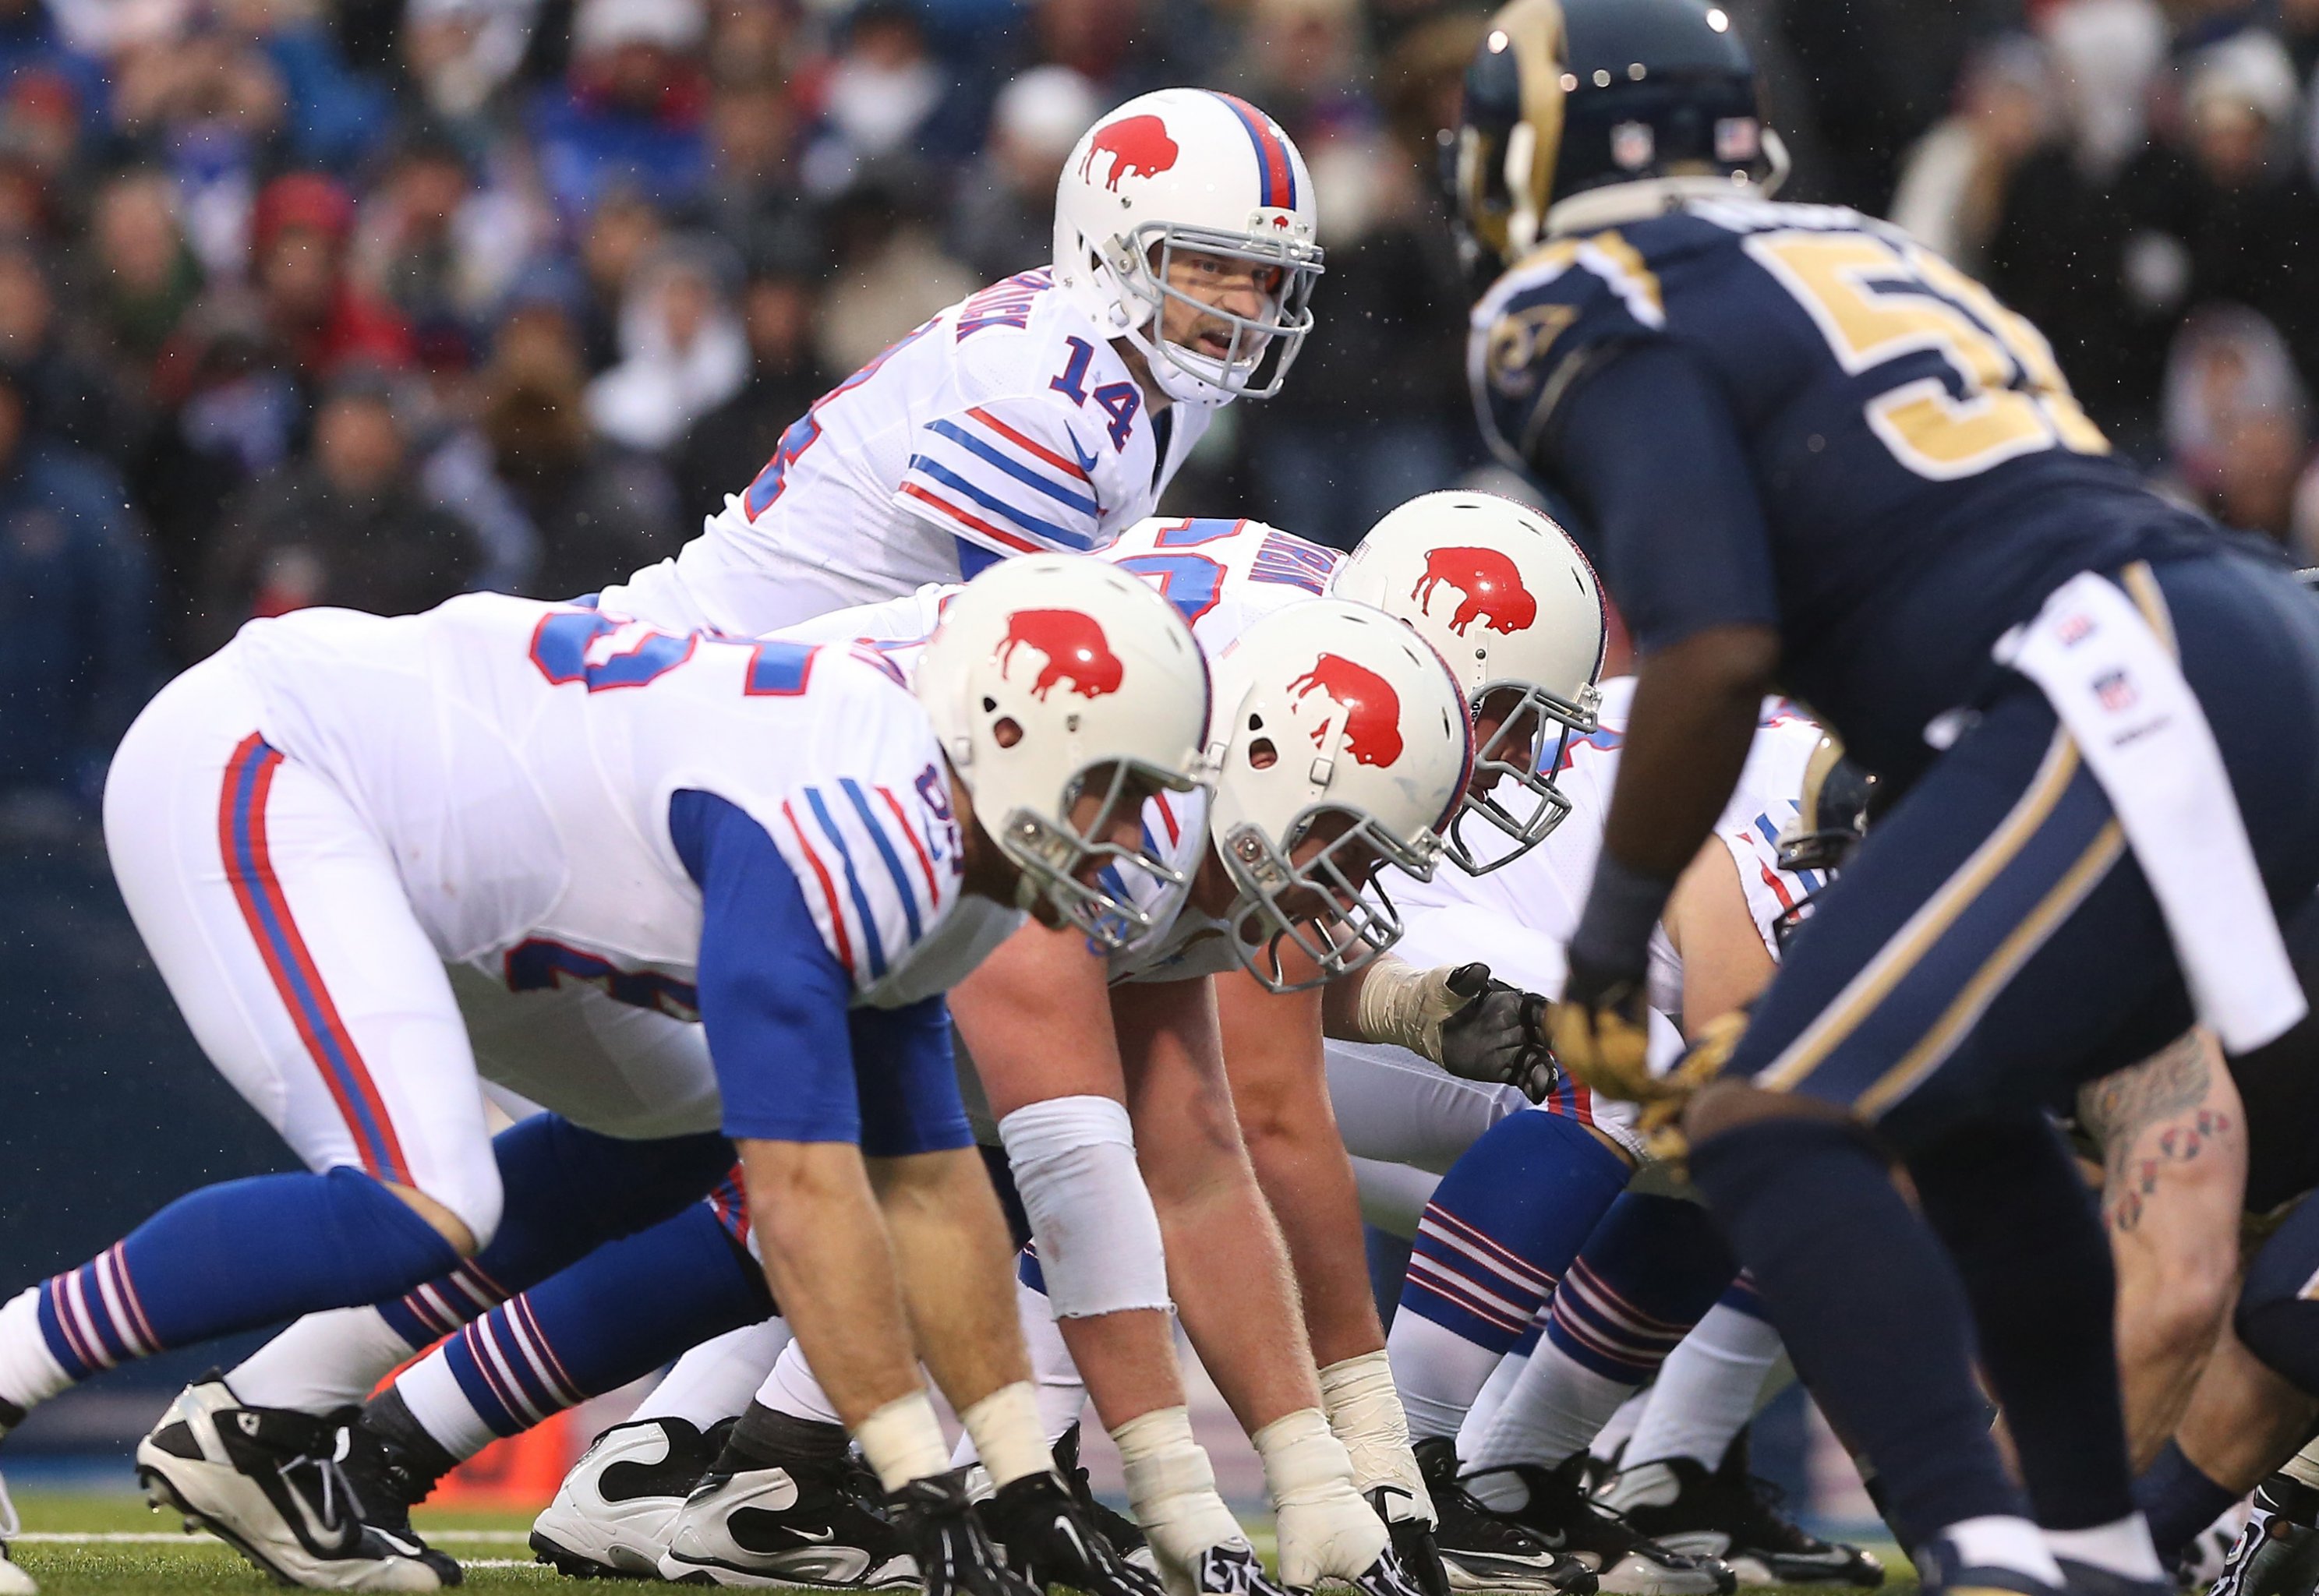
[656,1439,917,1588]
[1466,1454,1733,1596]
[888,1472,1037,1596]
[981,1469,1163,1596]
[1594,1448,1882,1587]
[1414,1438,1596,1594]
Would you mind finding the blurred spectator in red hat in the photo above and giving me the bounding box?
[249,171,415,380]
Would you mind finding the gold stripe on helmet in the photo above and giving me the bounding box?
[1494,0,1568,254]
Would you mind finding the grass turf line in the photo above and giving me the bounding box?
[9,1492,1913,1595]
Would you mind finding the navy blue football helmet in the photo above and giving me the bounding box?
[1451,0,1783,281]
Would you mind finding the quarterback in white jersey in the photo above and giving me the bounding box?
[0,560,1211,1596]
[601,88,1324,640]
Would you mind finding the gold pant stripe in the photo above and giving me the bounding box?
[1757,726,2081,1093]
[2119,560,2176,658]
[1856,819,2126,1120]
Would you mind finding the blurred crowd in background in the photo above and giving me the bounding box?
[3,0,2318,831]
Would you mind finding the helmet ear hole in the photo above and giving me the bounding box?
[1248,737,1278,771]
[993,716,1024,750]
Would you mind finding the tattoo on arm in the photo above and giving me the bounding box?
[2076,1029,2231,1234]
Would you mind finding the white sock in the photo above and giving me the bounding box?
[953,1280,1087,1467]
[396,1347,500,1464]
[2045,1515,2163,1581]
[755,1333,843,1426]
[1458,1349,1529,1457]
[1387,1311,1505,1442]
[1465,1340,1638,1479]
[635,1319,791,1428]
[1591,1388,1649,1464]
[1944,1515,2066,1586]
[227,1308,422,1414]
[1623,1303,1784,1470]
[0,1290,69,1411]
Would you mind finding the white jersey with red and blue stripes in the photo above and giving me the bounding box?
[231,593,987,1009]
[598,270,1210,641]
[772,514,1345,983]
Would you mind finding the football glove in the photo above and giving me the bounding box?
[1434,965,1557,1102]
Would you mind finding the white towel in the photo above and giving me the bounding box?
[1996,569,2305,1053]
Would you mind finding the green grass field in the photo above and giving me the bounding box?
[8,1491,1912,1596]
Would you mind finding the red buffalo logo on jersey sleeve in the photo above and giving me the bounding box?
[1080,115,1180,191]
[1412,548,1540,637]
[995,610,1126,700]
[1287,654,1404,767]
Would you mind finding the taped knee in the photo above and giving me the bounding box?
[999,1096,1170,1319]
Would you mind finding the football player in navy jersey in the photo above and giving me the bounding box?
[1448,5,2319,1596]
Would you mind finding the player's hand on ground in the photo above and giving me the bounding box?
[982,1471,1165,1596]
[1433,964,1557,1101]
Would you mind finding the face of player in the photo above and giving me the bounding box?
[1015,761,1177,934]
[1158,246,1284,365]
[1469,687,1543,798]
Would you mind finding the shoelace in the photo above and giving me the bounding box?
[278,1430,359,1538]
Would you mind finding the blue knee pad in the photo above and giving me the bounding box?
[379,1114,732,1345]
[1398,1110,1628,1354]
[1547,1192,1736,1381]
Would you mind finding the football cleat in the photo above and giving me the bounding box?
[1414,1439,1597,1594]
[1053,1424,1158,1573]
[0,1442,36,1596]
[1594,1453,1883,1587]
[135,1379,461,1591]
[2208,1474,2319,1596]
[657,1443,917,1588]
[2180,1500,2254,1588]
[981,1468,1164,1596]
[1466,1456,1734,1596]
[531,1415,727,1579]
[1911,1533,2065,1596]
[888,1472,1037,1596]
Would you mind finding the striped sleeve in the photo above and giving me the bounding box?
[1719,803,1820,961]
[896,397,1105,557]
[762,777,953,994]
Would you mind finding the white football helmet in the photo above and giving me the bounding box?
[1052,87,1324,406]
[917,555,1211,949]
[1206,600,1473,990]
[1332,491,1606,874]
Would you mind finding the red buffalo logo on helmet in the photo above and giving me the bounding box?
[1080,115,1180,191]
[995,610,1126,701]
[1287,654,1404,768]
[1412,547,1540,637]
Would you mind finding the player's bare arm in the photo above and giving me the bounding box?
[2074,1030,2245,1469]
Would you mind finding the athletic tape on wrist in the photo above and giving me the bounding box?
[999,1096,1172,1319]
[1114,1406,1248,1570]
[960,1380,1051,1489]
[1354,958,1457,1063]
[1317,1352,1430,1513]
[855,1390,952,1492]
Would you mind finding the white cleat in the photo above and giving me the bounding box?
[135,1379,458,1591]
[529,1416,722,1579]
[657,1454,918,1588]
[0,1467,36,1594]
